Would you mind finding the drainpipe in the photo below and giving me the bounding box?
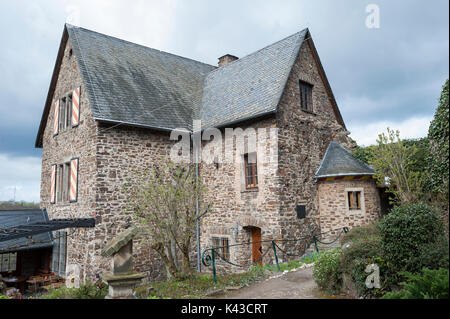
[192,127,201,273]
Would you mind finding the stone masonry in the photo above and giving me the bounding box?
[39,29,381,281]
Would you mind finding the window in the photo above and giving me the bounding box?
[0,253,17,273]
[56,162,71,203]
[58,93,73,132]
[299,80,313,112]
[212,237,230,261]
[52,231,67,276]
[348,191,362,210]
[244,153,258,189]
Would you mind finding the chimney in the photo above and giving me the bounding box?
[218,54,239,67]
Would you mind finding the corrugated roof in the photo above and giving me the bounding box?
[0,210,53,253]
[315,141,375,178]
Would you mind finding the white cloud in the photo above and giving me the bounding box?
[348,116,433,147]
[62,0,177,51]
[0,154,41,202]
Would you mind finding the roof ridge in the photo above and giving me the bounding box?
[206,28,308,76]
[65,23,216,69]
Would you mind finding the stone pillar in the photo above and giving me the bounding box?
[100,227,145,299]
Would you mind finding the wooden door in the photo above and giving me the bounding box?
[251,227,262,266]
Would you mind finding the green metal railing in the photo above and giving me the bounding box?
[201,227,348,282]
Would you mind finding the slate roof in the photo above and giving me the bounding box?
[35,25,345,147]
[67,24,216,131]
[315,141,375,178]
[0,210,53,253]
[200,30,307,128]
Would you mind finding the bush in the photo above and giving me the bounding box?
[378,203,448,277]
[313,248,342,294]
[341,223,380,244]
[0,295,10,299]
[340,230,387,298]
[382,268,449,299]
[41,281,108,299]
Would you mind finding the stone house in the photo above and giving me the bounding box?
[35,24,381,281]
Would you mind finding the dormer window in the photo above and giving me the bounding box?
[299,80,313,112]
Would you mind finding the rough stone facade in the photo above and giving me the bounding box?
[317,178,381,240]
[39,34,381,281]
[198,39,359,271]
[41,39,169,282]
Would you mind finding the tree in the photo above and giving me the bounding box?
[427,79,449,208]
[125,160,210,279]
[369,128,426,204]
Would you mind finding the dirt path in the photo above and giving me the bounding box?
[208,266,326,299]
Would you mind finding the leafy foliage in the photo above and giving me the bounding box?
[125,160,211,278]
[427,79,449,208]
[369,128,428,204]
[312,248,342,294]
[382,268,449,299]
[378,203,448,276]
[340,225,387,298]
[341,223,379,243]
[40,281,108,299]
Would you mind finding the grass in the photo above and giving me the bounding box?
[135,253,319,299]
[39,281,108,299]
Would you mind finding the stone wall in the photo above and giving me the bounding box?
[94,124,175,282]
[199,38,356,271]
[317,178,381,240]
[40,34,379,281]
[274,39,354,256]
[199,119,281,272]
[40,39,169,282]
[40,38,100,282]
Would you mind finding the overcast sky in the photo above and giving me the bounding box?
[0,0,448,202]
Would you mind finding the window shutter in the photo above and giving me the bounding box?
[69,158,79,202]
[53,99,60,136]
[71,86,80,127]
[50,164,57,204]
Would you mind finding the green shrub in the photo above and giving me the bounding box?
[341,223,380,244]
[382,268,449,299]
[340,233,387,298]
[41,281,108,299]
[313,248,342,294]
[0,295,10,299]
[378,203,448,276]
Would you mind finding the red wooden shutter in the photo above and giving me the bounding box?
[53,100,59,136]
[72,86,80,127]
[50,164,57,204]
[69,158,79,202]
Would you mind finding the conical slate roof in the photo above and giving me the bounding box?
[315,141,375,178]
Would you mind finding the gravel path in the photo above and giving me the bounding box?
[208,265,326,299]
